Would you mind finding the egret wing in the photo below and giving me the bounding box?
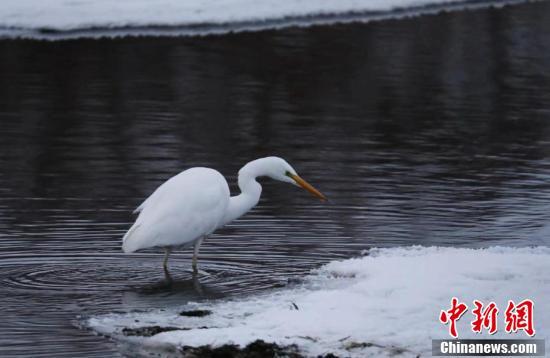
[122,168,229,253]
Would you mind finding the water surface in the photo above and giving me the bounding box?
[1,1,550,356]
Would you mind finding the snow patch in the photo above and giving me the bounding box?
[0,0,525,39]
[86,246,550,357]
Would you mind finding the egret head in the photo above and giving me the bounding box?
[263,157,327,201]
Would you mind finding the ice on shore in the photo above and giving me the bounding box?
[1,0,517,39]
[87,246,550,357]
[0,0,468,29]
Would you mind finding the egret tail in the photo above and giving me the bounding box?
[122,223,142,253]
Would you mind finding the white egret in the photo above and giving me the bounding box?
[122,156,326,276]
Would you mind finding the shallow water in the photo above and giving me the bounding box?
[1,1,550,356]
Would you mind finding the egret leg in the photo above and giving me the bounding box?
[192,236,205,274]
[163,248,172,281]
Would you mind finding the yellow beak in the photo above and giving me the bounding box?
[289,173,327,201]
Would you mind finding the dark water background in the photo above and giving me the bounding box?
[1,1,550,356]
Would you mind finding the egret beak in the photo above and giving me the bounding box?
[288,173,327,201]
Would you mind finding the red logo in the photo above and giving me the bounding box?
[439,297,468,338]
[439,298,535,338]
[471,300,499,335]
[504,299,535,337]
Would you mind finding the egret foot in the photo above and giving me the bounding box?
[189,268,210,276]
[191,273,204,295]
[163,268,173,284]
[192,236,205,275]
[163,248,173,283]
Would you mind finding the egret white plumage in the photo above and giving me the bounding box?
[122,156,326,276]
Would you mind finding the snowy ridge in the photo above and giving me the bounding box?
[86,246,550,357]
[0,0,528,39]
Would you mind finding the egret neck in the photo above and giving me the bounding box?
[220,159,266,225]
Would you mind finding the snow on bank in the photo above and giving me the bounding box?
[87,246,550,357]
[0,0,523,39]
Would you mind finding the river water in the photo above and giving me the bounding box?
[1,1,550,356]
